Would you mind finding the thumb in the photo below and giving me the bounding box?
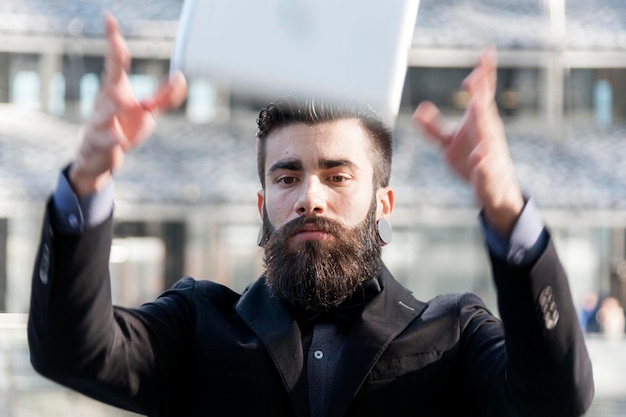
[142,70,188,113]
[412,101,451,146]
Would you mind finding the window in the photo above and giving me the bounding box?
[187,78,217,123]
[10,71,40,109]
[79,73,99,119]
[49,72,65,116]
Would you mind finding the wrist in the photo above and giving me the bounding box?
[69,162,112,197]
[482,192,525,235]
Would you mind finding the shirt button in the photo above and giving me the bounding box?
[314,350,324,360]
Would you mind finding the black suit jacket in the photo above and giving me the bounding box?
[28,205,594,416]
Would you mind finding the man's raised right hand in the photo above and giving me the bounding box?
[70,12,187,197]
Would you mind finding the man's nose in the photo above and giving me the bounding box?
[295,176,326,216]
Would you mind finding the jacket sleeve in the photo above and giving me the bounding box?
[463,233,594,416]
[27,200,195,416]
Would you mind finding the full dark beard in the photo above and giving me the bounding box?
[261,200,382,311]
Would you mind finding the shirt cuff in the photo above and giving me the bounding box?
[51,165,114,233]
[480,198,547,266]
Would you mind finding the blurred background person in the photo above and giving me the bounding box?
[596,296,625,338]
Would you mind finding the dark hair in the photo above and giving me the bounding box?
[256,97,393,189]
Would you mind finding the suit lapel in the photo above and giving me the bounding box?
[328,266,428,417]
[235,277,310,417]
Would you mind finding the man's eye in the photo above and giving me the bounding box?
[329,175,347,183]
[278,177,296,185]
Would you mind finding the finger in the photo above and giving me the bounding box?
[102,11,131,86]
[82,125,127,154]
[112,117,134,150]
[412,101,453,146]
[462,95,502,152]
[141,71,188,113]
[467,138,487,169]
[90,96,119,129]
[453,101,478,146]
[462,46,497,99]
[90,84,129,129]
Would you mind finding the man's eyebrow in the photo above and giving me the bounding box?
[268,158,303,175]
[319,158,358,171]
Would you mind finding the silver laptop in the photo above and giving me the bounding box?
[171,0,419,124]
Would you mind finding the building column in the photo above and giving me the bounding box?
[540,54,565,128]
[0,219,7,312]
[162,221,186,289]
[63,54,86,118]
[39,52,63,114]
[0,53,10,103]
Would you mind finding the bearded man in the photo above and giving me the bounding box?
[28,13,593,417]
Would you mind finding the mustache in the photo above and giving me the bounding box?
[277,215,346,238]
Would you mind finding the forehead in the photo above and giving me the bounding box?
[264,119,373,168]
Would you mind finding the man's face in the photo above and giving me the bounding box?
[257,119,392,236]
[257,119,394,310]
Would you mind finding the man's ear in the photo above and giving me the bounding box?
[257,189,265,220]
[377,186,394,220]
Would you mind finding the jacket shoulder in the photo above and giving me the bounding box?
[159,276,243,307]
[424,292,489,315]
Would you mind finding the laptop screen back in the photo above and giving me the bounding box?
[172,0,419,124]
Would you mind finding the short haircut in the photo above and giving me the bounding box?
[256,96,393,190]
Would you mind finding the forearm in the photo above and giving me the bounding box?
[30,169,118,371]
[28,204,117,372]
[27,205,157,414]
[490,238,594,416]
